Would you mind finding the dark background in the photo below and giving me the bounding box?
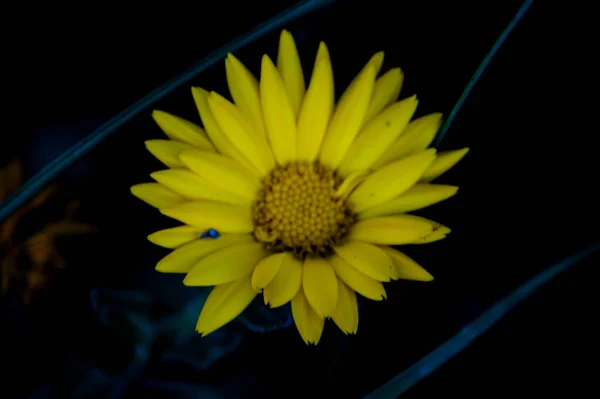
[3,0,598,398]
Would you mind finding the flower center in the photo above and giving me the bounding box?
[253,161,355,259]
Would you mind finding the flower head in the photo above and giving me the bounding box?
[131,30,468,344]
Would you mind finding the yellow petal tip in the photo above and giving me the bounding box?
[454,147,470,158]
[181,275,192,286]
[373,51,385,66]
[261,53,274,67]
[191,86,207,96]
[209,90,222,100]
[197,327,211,337]
[280,29,292,40]
[159,206,175,218]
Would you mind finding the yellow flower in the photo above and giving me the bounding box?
[131,30,469,345]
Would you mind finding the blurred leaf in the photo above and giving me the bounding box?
[45,219,98,235]
[89,286,246,372]
[138,380,223,399]
[0,159,23,201]
[237,298,293,333]
[1,159,95,304]
[161,327,246,371]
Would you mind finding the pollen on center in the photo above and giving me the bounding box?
[253,161,355,259]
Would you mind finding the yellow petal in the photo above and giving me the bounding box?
[302,258,338,317]
[183,242,269,286]
[152,110,215,151]
[191,87,258,174]
[334,51,384,103]
[314,40,331,67]
[130,183,185,209]
[358,184,459,219]
[179,149,261,201]
[151,169,249,206]
[225,54,266,139]
[277,30,306,116]
[147,225,201,249]
[252,252,286,291]
[334,241,397,282]
[420,148,470,182]
[403,216,451,244]
[366,51,385,75]
[332,281,359,334]
[263,253,302,308]
[339,95,419,178]
[196,276,256,336]
[373,113,443,168]
[364,68,404,125]
[410,229,448,244]
[335,170,368,200]
[351,52,385,90]
[145,140,194,168]
[319,65,377,169]
[208,92,275,176]
[329,254,386,301]
[349,149,436,213]
[297,43,334,162]
[349,215,434,245]
[405,215,450,232]
[156,234,254,273]
[260,55,297,165]
[160,201,253,233]
[380,246,434,281]
[291,288,325,345]
[332,51,383,114]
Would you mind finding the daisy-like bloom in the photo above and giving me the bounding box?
[131,30,469,345]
